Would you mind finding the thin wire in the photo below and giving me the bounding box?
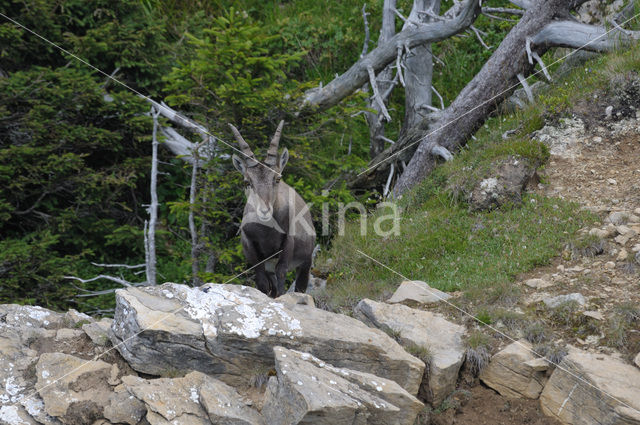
[12,249,282,408]
[357,11,640,177]
[0,11,282,177]
[356,249,640,415]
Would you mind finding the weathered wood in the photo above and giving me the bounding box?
[365,0,397,158]
[301,0,481,113]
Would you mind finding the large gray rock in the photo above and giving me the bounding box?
[354,299,466,406]
[262,347,423,425]
[110,283,424,395]
[479,340,549,399]
[540,347,640,424]
[122,371,263,425]
[387,280,451,306]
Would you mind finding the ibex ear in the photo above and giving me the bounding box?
[232,154,245,174]
[279,148,289,171]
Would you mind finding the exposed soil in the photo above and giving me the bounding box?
[431,384,560,425]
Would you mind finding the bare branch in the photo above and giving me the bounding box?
[517,73,534,103]
[378,135,396,144]
[396,46,406,87]
[482,7,524,16]
[508,0,531,9]
[531,51,551,81]
[432,85,445,109]
[14,191,48,216]
[361,4,371,58]
[65,275,133,287]
[189,142,201,286]
[90,262,145,269]
[470,25,491,49]
[367,66,392,121]
[146,106,161,286]
[383,163,395,197]
[302,0,482,112]
[431,144,453,161]
[531,21,640,52]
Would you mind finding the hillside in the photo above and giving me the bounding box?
[2,0,640,424]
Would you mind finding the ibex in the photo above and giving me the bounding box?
[230,121,316,298]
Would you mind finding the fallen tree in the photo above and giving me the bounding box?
[303,0,640,195]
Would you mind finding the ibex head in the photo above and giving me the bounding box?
[230,120,289,222]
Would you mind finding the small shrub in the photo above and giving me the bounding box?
[524,321,549,344]
[534,343,568,365]
[405,343,432,368]
[568,234,606,258]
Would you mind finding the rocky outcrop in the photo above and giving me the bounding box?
[122,372,263,425]
[354,299,466,406]
[262,347,423,425]
[0,304,103,425]
[110,283,424,395]
[479,340,550,399]
[386,280,451,306]
[540,347,640,424]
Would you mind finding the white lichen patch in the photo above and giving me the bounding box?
[189,387,199,404]
[1,376,24,403]
[22,398,43,417]
[0,405,28,425]
[479,178,499,198]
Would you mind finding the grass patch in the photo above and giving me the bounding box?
[316,192,595,312]
[466,332,491,376]
[605,302,640,354]
[568,234,606,258]
[405,343,433,368]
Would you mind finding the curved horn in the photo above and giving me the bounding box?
[228,123,256,160]
[265,120,285,167]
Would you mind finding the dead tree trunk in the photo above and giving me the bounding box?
[365,0,397,158]
[402,0,441,131]
[301,0,481,113]
[390,0,640,195]
[146,107,161,286]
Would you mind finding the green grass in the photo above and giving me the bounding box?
[316,192,595,312]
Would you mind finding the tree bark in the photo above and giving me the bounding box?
[301,0,481,113]
[146,107,160,286]
[365,0,396,158]
[402,0,441,131]
[387,0,633,195]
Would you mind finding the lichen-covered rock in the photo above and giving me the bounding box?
[82,318,113,346]
[262,347,423,425]
[36,353,118,425]
[354,299,466,405]
[110,283,424,395]
[122,371,263,425]
[103,384,146,425]
[479,340,549,399]
[468,157,538,211]
[540,347,640,424]
[386,280,451,306]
